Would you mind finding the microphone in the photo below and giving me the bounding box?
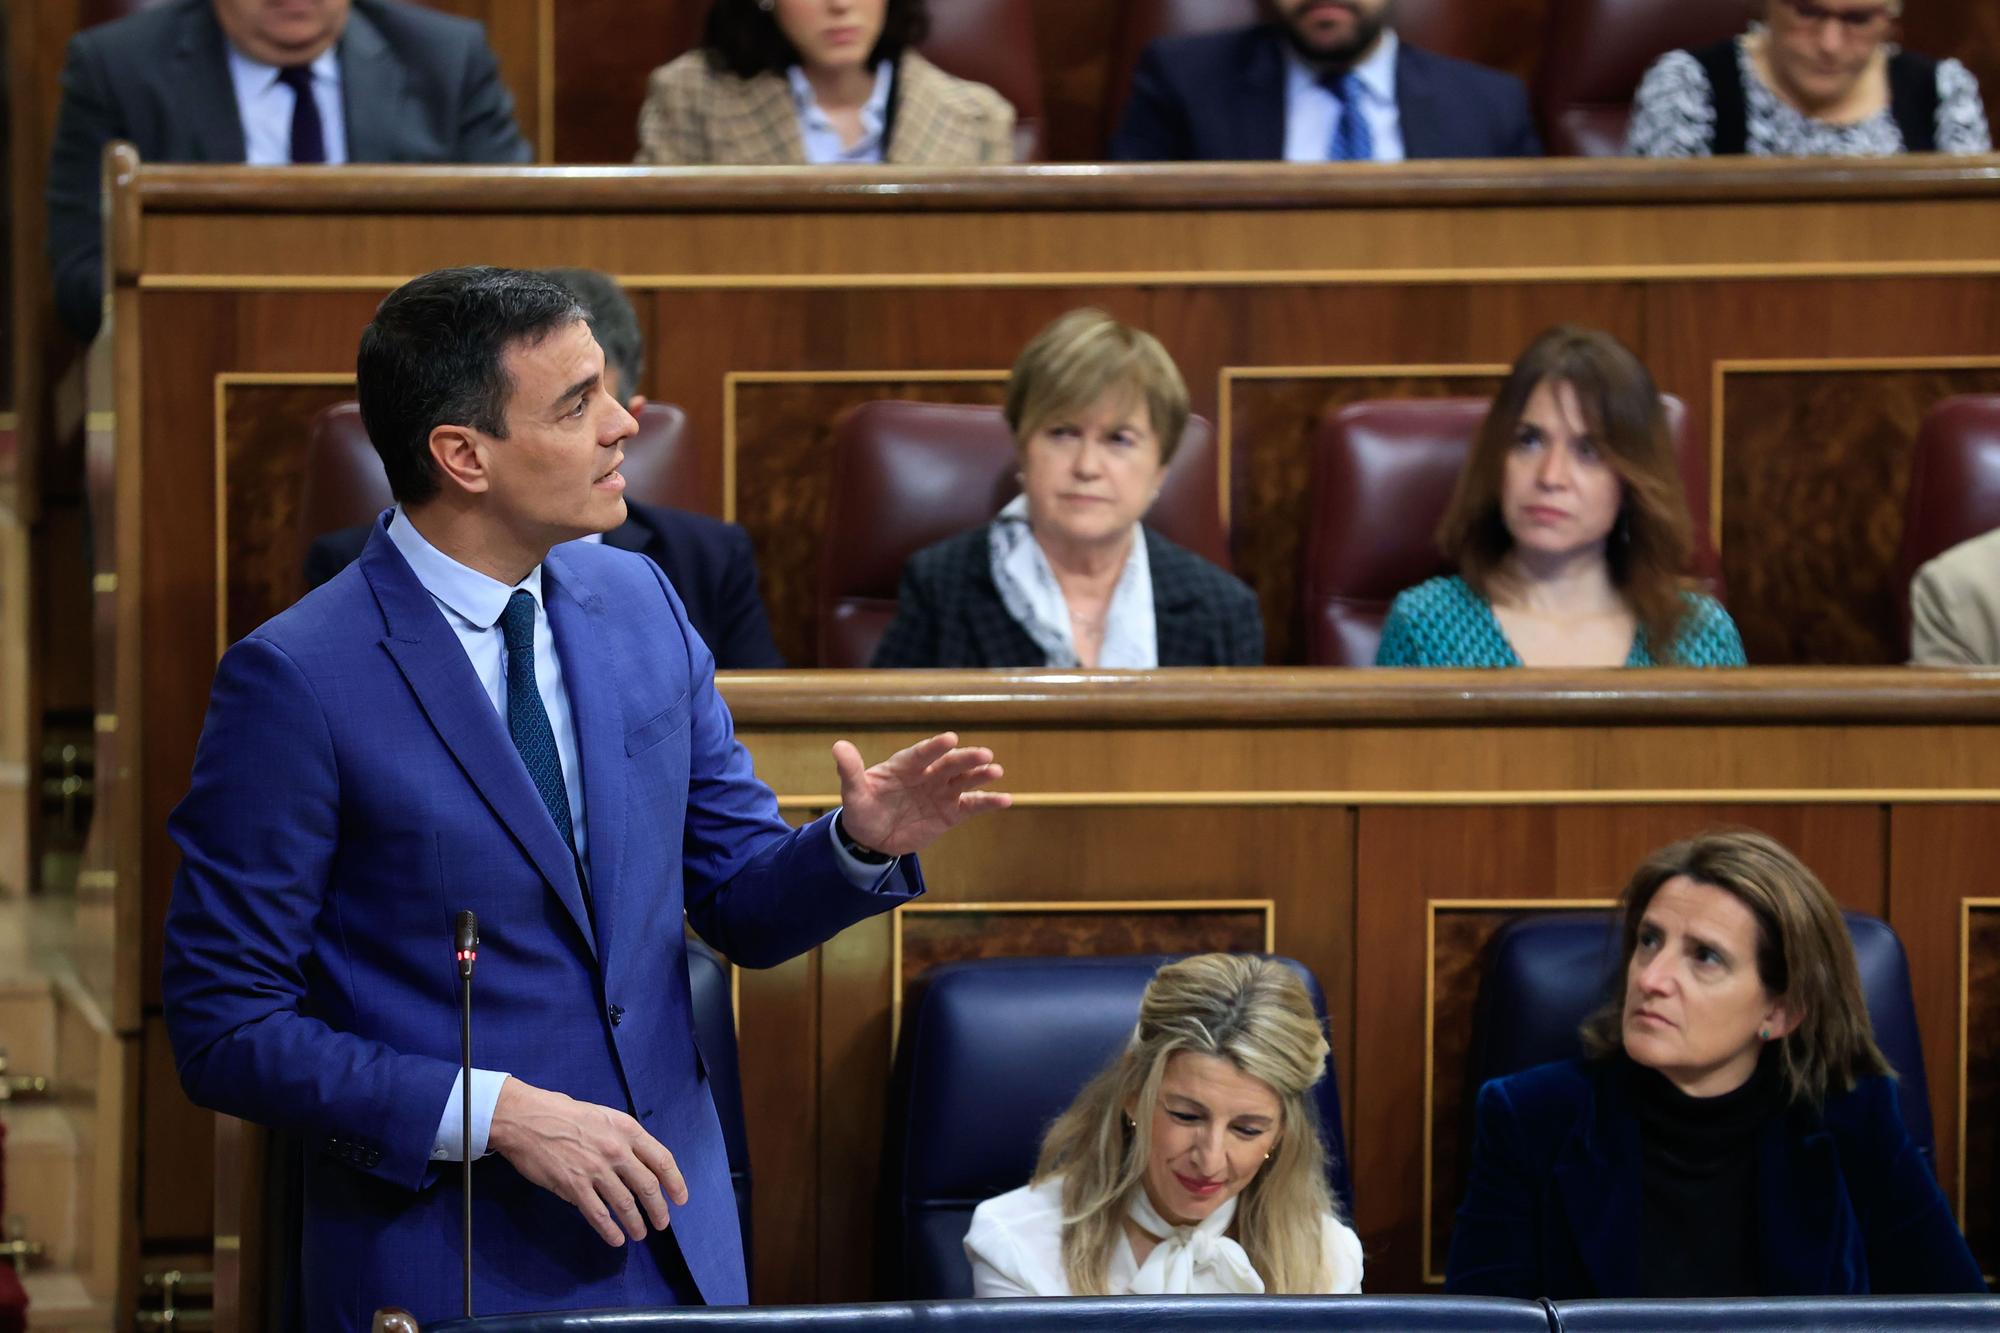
[454,910,478,1317]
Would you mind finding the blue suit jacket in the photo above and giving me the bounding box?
[163,524,920,1329]
[1109,24,1541,162]
[1445,1058,1986,1299]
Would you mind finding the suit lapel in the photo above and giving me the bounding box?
[1241,27,1289,161]
[337,6,405,162]
[176,6,248,161]
[545,551,626,963]
[1551,1066,1643,1296]
[1395,44,1445,159]
[360,529,598,957]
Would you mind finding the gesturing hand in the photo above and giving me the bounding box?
[832,732,1012,857]
[487,1078,688,1247]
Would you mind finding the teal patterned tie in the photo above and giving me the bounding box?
[500,590,575,854]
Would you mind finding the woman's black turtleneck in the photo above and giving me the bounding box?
[1622,1046,1786,1297]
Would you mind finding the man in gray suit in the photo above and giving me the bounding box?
[46,0,532,340]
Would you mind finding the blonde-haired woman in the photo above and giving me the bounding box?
[964,954,1362,1296]
[871,309,1262,668]
[1447,830,1984,1298]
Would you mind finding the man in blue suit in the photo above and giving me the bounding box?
[1110,0,1541,162]
[163,267,1009,1329]
[304,267,787,670]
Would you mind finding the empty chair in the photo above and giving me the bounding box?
[920,0,1046,161]
[1535,0,1759,156]
[882,954,1351,1300]
[1298,393,1715,667]
[1896,395,2000,659]
[817,401,1228,668]
[1550,1295,2000,1331]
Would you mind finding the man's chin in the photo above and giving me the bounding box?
[1282,15,1384,67]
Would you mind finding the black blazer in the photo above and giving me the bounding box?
[870,524,1263,668]
[1446,1057,1986,1299]
[1110,24,1541,162]
[47,0,532,339]
[306,505,786,670]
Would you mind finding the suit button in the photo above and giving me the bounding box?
[609,1003,625,1027]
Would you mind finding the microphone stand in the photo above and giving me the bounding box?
[454,911,479,1319]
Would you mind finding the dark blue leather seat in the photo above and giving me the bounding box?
[880,955,1353,1301]
[422,1294,1557,1331]
[1464,911,1935,1168]
[687,938,753,1274]
[1548,1295,2000,1329]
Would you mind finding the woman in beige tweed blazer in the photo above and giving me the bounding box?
[636,0,1016,166]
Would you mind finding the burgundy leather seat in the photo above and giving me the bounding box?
[296,399,693,573]
[1895,396,2000,653]
[920,0,1045,161]
[1300,394,1716,667]
[1535,0,1758,156]
[817,400,1229,668]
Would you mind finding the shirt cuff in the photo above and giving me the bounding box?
[432,1068,510,1162]
[828,808,899,888]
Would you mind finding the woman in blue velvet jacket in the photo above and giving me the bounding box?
[1446,831,1986,1299]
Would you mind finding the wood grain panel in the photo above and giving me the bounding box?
[1964,904,2000,1275]
[1359,802,1886,1290]
[730,376,1008,667]
[1720,364,2000,666]
[141,1015,213,1244]
[896,903,1269,996]
[220,383,353,645]
[1886,804,2000,1237]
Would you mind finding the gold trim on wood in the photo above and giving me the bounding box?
[770,789,2000,811]
[1217,364,1511,533]
[94,714,118,733]
[1422,897,1619,1287]
[887,898,1277,1052]
[93,574,119,594]
[133,260,2000,293]
[212,373,360,658]
[720,370,1010,522]
[1711,356,2000,555]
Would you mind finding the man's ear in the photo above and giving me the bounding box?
[428,424,490,496]
[625,393,649,414]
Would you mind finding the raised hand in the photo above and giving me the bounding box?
[832,732,1011,857]
[487,1078,688,1247]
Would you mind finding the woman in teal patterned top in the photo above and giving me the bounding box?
[1376,326,1746,669]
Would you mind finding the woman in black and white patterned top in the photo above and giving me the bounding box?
[1627,0,1989,158]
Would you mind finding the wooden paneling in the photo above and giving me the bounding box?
[1964,903,2000,1277]
[1719,362,2000,665]
[220,382,354,645]
[141,1015,213,1244]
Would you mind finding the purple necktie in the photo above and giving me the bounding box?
[276,65,326,164]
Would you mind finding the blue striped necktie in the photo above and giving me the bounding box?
[500,590,575,855]
[1322,71,1374,162]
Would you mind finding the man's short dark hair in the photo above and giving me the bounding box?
[356,266,587,506]
[701,0,930,80]
[540,267,645,400]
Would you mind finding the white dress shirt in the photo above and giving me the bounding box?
[225,43,349,164]
[787,60,895,164]
[964,1175,1365,1297]
[1282,30,1404,163]
[379,510,891,1162]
